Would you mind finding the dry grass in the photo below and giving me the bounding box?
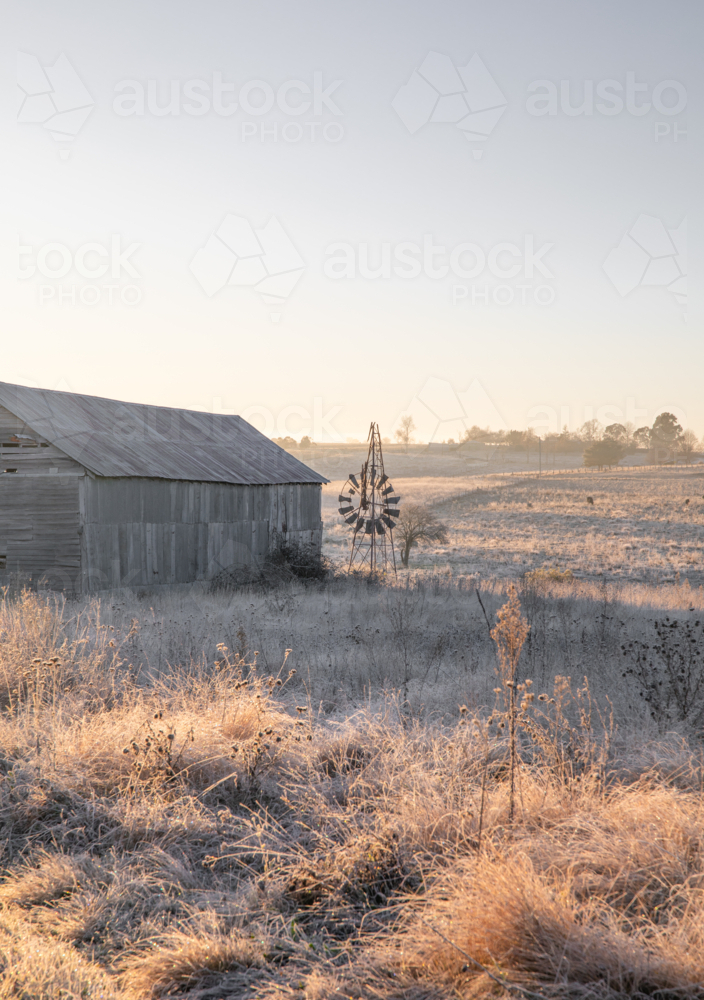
[120,920,267,998]
[67,561,704,732]
[0,586,703,998]
[0,909,121,1000]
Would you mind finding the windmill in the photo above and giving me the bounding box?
[338,422,400,576]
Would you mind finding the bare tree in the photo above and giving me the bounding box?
[679,429,699,464]
[579,419,603,443]
[394,415,415,452]
[395,503,449,568]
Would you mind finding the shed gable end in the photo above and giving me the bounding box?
[0,405,84,475]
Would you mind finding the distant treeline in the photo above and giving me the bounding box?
[272,414,703,463]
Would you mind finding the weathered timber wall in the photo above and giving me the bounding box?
[0,414,323,592]
[81,478,322,591]
[0,476,80,587]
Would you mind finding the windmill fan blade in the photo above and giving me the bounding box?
[376,521,385,534]
[378,474,388,487]
[364,519,373,534]
[345,513,359,525]
[338,494,353,503]
[382,485,395,496]
[339,506,355,515]
[381,515,395,529]
[384,508,400,518]
[384,496,400,505]
[349,474,360,488]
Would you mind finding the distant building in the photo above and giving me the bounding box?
[0,382,326,592]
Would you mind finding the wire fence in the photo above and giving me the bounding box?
[493,462,700,479]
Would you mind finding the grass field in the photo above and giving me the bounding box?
[323,466,704,585]
[1,466,704,998]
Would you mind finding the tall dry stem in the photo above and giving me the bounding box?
[491,586,530,824]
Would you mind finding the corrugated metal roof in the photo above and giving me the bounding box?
[0,382,328,486]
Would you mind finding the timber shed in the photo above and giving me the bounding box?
[0,382,327,592]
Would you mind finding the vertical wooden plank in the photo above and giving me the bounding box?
[111,524,120,587]
[78,476,87,591]
[170,523,176,583]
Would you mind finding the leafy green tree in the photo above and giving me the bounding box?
[524,428,538,460]
[583,439,625,469]
[604,423,627,443]
[503,430,526,450]
[651,412,683,447]
[462,425,490,442]
[633,426,651,449]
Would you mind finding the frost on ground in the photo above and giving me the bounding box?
[1,465,704,998]
[324,467,704,585]
[0,589,703,999]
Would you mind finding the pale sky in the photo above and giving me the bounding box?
[5,0,702,441]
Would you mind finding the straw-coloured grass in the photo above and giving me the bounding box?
[0,587,702,999]
[400,854,703,997]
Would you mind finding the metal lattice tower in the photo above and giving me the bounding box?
[338,422,400,577]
